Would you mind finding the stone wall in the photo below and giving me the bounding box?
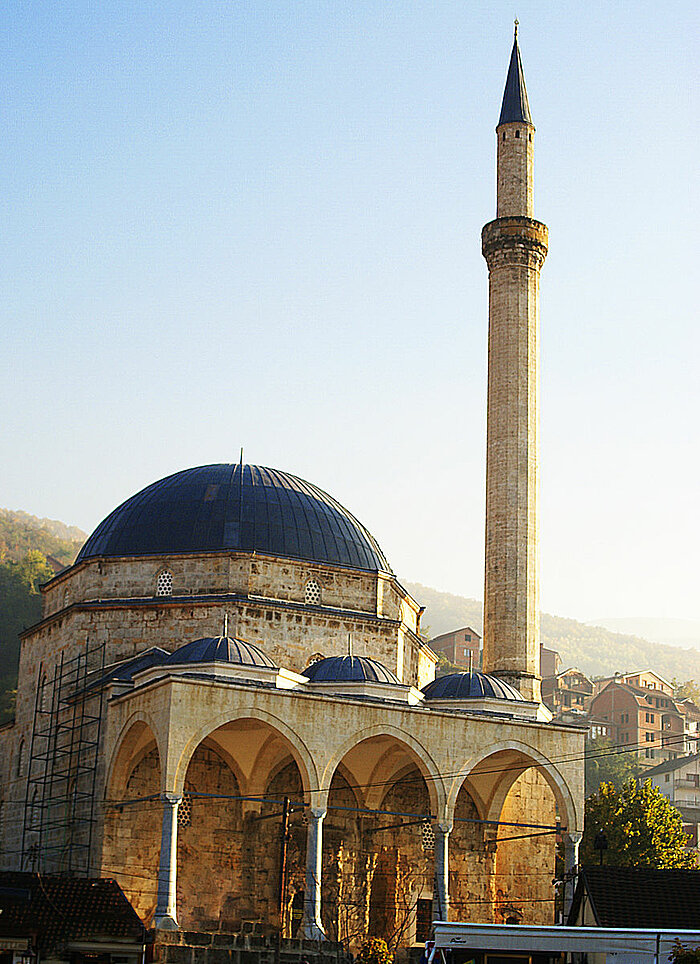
[494,767,557,925]
[150,931,352,964]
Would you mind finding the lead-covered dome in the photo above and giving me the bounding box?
[164,635,276,668]
[422,672,522,701]
[302,655,400,685]
[77,463,391,572]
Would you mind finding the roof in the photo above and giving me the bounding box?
[0,873,147,951]
[641,752,700,779]
[498,26,532,126]
[422,671,523,702]
[302,655,400,685]
[568,866,700,928]
[164,635,276,669]
[75,462,391,573]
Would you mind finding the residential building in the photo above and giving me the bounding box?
[429,627,481,669]
[541,668,594,718]
[641,753,700,852]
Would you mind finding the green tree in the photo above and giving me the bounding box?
[581,779,696,869]
[0,551,54,723]
[672,679,700,704]
[357,939,393,964]
[585,736,643,794]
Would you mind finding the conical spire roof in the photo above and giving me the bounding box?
[498,23,532,126]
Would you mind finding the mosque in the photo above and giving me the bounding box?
[0,29,584,947]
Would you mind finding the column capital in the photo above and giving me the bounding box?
[309,807,327,821]
[564,830,583,845]
[436,821,453,835]
[162,792,182,806]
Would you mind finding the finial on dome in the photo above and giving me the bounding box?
[223,613,229,636]
[514,18,518,40]
[347,633,353,658]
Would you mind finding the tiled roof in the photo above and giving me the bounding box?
[568,866,700,928]
[0,873,146,951]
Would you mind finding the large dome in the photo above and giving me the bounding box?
[76,463,391,572]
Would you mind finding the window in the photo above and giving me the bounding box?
[515,129,520,138]
[416,899,433,943]
[178,791,193,828]
[16,740,25,778]
[421,818,435,852]
[465,634,471,641]
[156,569,173,596]
[665,773,671,782]
[646,748,655,759]
[39,671,50,713]
[304,579,321,605]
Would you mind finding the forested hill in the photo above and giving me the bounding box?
[0,511,86,721]
[404,581,700,682]
[0,508,86,566]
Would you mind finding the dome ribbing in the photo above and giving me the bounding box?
[422,672,522,701]
[302,655,400,685]
[164,635,276,668]
[76,463,391,573]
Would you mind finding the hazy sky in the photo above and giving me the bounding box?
[1,1,697,623]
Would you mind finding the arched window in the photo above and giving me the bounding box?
[17,740,25,778]
[156,569,173,596]
[40,671,50,714]
[304,579,321,605]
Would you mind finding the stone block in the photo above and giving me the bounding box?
[184,932,213,946]
[165,946,193,964]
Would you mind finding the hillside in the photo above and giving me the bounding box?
[404,581,700,683]
[0,508,86,566]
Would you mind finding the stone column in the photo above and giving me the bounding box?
[302,806,326,940]
[562,831,582,921]
[154,792,181,930]
[433,822,452,922]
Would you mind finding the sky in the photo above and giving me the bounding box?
[1,1,698,623]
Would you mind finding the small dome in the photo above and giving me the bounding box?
[302,655,400,685]
[422,672,522,701]
[164,635,276,669]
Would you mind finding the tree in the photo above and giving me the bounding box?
[581,779,696,869]
[585,736,643,794]
[0,551,54,723]
[672,679,700,704]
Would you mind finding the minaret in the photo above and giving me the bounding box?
[481,23,548,702]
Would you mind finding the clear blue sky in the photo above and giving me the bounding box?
[1,1,697,622]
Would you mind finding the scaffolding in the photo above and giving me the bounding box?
[21,637,106,875]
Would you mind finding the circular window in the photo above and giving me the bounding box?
[156,569,173,596]
[305,579,321,605]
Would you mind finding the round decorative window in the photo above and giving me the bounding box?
[304,579,321,605]
[156,569,173,596]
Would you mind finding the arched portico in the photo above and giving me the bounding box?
[316,730,447,948]
[445,741,579,926]
[101,719,162,924]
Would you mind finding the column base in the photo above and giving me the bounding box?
[153,914,179,931]
[302,920,326,941]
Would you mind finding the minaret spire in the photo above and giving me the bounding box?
[481,30,548,702]
[498,21,532,127]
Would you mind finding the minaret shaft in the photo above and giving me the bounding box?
[482,32,547,702]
